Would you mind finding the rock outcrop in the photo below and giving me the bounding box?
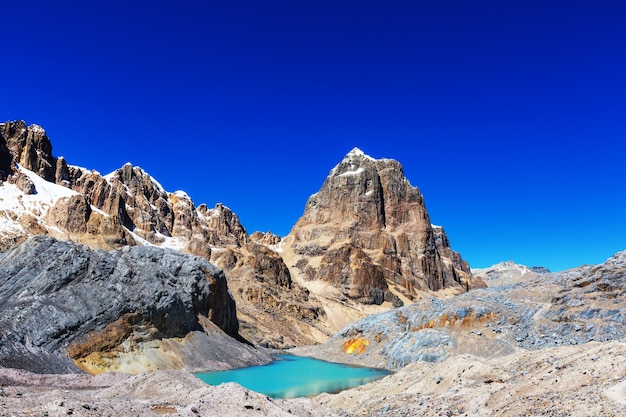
[297,250,626,371]
[209,235,327,348]
[1,121,57,182]
[283,148,483,308]
[0,236,270,374]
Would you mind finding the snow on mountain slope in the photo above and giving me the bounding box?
[0,165,78,235]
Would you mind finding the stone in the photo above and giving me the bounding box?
[0,236,269,374]
[11,171,36,194]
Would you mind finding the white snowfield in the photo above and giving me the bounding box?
[0,165,78,234]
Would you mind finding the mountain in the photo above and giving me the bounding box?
[471,261,552,287]
[1,122,481,350]
[280,148,484,330]
[1,121,323,348]
[285,148,483,299]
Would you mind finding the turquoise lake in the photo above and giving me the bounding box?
[195,354,390,399]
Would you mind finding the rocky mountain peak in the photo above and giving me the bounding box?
[343,147,375,161]
[284,149,483,309]
[0,121,61,186]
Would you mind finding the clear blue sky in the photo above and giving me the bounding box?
[2,1,625,271]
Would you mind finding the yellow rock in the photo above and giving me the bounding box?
[342,338,370,354]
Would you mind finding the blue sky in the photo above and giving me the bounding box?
[2,1,625,271]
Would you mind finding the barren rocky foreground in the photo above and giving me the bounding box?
[1,341,625,416]
[3,251,626,416]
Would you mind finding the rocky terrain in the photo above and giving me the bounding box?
[1,122,478,349]
[1,253,625,416]
[296,250,626,368]
[0,236,270,374]
[0,368,336,417]
[2,120,625,416]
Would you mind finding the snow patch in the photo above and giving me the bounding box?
[347,147,376,161]
[90,205,109,217]
[125,229,153,247]
[149,176,167,194]
[269,238,285,254]
[172,190,190,199]
[515,264,528,276]
[0,165,78,236]
[337,167,364,177]
[30,124,45,134]
[68,164,96,176]
[154,231,187,250]
[20,165,77,201]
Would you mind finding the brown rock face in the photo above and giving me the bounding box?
[316,244,388,304]
[1,121,57,182]
[209,236,326,348]
[284,148,480,306]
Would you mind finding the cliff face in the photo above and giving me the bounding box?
[283,148,483,307]
[0,236,269,374]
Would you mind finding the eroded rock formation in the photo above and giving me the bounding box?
[0,236,269,374]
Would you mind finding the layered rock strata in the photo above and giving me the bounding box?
[0,236,270,374]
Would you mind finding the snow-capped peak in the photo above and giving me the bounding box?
[103,163,168,194]
[329,148,377,177]
[30,124,46,134]
[346,147,375,161]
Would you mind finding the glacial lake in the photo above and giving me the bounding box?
[195,354,390,399]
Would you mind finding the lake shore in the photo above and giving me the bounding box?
[2,341,625,416]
